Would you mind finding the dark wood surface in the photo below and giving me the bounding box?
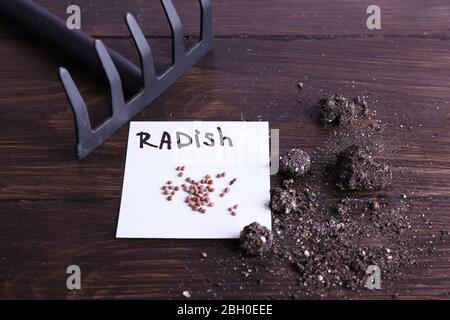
[0,0,449,299]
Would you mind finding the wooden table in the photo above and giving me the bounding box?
[0,0,449,299]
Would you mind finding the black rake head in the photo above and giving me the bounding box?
[59,0,213,159]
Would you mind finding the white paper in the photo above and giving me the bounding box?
[116,121,271,239]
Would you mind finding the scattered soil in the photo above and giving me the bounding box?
[333,144,393,191]
[230,92,429,297]
[279,149,311,178]
[271,189,418,296]
[270,179,318,214]
[240,222,273,256]
[177,88,446,299]
[318,94,369,125]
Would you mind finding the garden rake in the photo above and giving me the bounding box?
[0,0,213,159]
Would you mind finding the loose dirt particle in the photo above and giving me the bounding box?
[333,144,392,191]
[240,222,273,256]
[317,94,368,125]
[279,149,311,178]
[370,200,380,210]
[270,181,317,214]
[182,290,191,298]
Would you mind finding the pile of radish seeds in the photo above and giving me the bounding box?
[161,166,239,215]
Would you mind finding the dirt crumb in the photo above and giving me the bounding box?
[334,144,392,191]
[240,222,273,256]
[318,94,368,125]
[270,188,298,214]
[270,179,318,214]
[279,149,311,178]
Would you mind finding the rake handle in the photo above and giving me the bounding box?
[0,0,142,96]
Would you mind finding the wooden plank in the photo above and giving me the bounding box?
[0,198,448,299]
[0,37,449,200]
[0,0,450,37]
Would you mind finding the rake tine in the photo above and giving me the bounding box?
[94,39,125,114]
[125,13,157,89]
[161,0,185,63]
[58,67,93,157]
[200,0,213,43]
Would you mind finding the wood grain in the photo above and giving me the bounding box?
[0,0,449,299]
[2,0,447,37]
